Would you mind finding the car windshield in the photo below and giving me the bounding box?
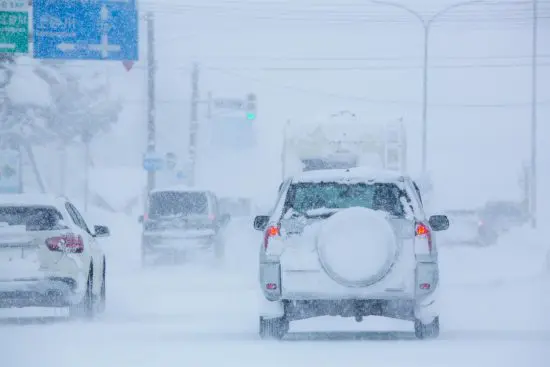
[149,191,208,218]
[285,182,405,217]
[0,206,66,231]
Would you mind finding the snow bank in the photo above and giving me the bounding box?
[439,224,548,287]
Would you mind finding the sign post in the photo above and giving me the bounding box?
[0,0,29,54]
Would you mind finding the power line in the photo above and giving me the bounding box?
[211,68,550,108]
[92,62,550,71]
[137,1,550,21]
[201,63,550,71]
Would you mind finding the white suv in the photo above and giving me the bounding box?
[254,168,449,340]
[0,194,109,318]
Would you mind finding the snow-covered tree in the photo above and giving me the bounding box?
[0,56,123,195]
[33,62,122,144]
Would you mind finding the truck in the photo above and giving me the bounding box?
[281,111,408,177]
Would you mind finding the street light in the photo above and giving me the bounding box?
[530,0,538,228]
[371,0,483,173]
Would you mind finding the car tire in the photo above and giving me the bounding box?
[69,267,95,319]
[141,245,150,267]
[414,316,440,340]
[97,260,106,314]
[213,237,225,261]
[259,316,289,340]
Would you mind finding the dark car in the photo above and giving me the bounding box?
[479,201,528,234]
[139,187,230,266]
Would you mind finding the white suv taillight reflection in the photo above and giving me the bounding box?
[263,225,280,250]
[415,222,432,254]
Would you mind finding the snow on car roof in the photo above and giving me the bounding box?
[150,185,210,194]
[292,166,405,184]
[0,193,65,208]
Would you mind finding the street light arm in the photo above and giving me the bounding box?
[426,0,484,26]
[371,0,426,25]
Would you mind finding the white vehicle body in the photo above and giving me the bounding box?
[0,194,108,316]
[254,167,449,340]
[281,111,407,177]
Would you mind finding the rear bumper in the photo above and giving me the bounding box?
[259,261,440,323]
[0,277,81,308]
[142,230,216,253]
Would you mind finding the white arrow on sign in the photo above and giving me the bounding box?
[89,34,121,58]
[57,37,121,58]
[100,4,110,21]
[0,44,15,50]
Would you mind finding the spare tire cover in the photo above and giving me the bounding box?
[316,207,397,287]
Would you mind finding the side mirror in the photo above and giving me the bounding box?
[429,215,449,232]
[94,225,110,238]
[138,215,144,223]
[253,215,270,231]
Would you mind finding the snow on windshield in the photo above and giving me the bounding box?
[287,182,405,217]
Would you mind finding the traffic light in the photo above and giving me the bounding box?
[246,93,257,121]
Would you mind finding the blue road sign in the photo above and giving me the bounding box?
[33,0,138,60]
[143,152,164,172]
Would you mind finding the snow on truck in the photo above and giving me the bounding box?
[281,111,407,178]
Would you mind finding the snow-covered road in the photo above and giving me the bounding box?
[1,214,549,367]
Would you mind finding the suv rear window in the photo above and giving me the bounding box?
[0,206,66,231]
[285,182,406,217]
[149,191,208,217]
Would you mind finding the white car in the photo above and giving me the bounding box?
[0,194,109,318]
[439,209,497,246]
[254,167,449,340]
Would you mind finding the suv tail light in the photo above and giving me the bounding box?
[46,234,84,254]
[263,225,280,250]
[415,222,432,253]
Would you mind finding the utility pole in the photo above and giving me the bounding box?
[421,28,429,173]
[530,0,538,228]
[146,11,156,194]
[372,0,482,173]
[188,62,199,187]
[206,91,212,120]
[83,129,91,211]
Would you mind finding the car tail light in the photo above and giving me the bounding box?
[46,234,84,254]
[263,225,280,250]
[415,222,432,252]
[208,214,216,221]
